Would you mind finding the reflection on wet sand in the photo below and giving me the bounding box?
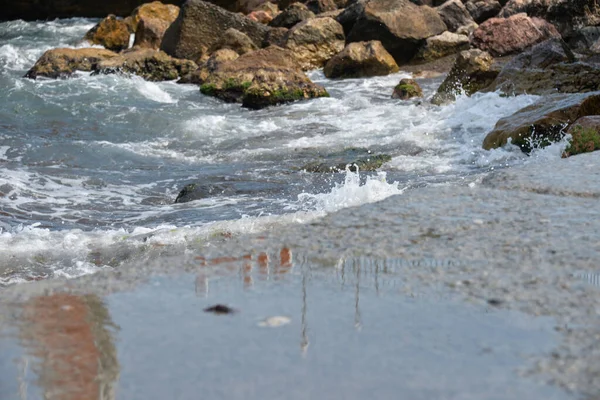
[18,293,119,400]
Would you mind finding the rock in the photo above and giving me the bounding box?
[464,0,502,24]
[436,0,475,32]
[487,38,583,95]
[433,49,498,104]
[255,1,279,14]
[568,26,600,54]
[392,78,424,99]
[84,15,130,52]
[563,116,600,157]
[131,2,180,49]
[300,148,392,172]
[179,49,240,84]
[198,46,329,109]
[263,27,289,47]
[269,3,315,28]
[472,13,560,56]
[25,48,119,79]
[1,0,181,21]
[324,40,399,78]
[209,28,259,55]
[415,31,470,62]
[305,0,338,14]
[482,92,600,152]
[283,17,345,70]
[93,49,197,81]
[346,0,447,64]
[236,0,271,13]
[335,0,366,35]
[203,304,236,314]
[456,21,479,36]
[248,10,274,24]
[160,0,269,61]
[175,183,235,203]
[318,9,344,19]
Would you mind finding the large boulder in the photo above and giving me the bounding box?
[345,0,447,64]
[283,17,345,70]
[324,40,399,78]
[131,2,180,49]
[269,3,315,29]
[208,28,259,56]
[25,48,119,79]
[160,0,269,61]
[472,13,560,56]
[84,15,131,52]
[436,0,475,32]
[93,48,197,81]
[0,0,181,21]
[198,46,329,109]
[482,92,600,152]
[464,0,502,24]
[335,0,366,35]
[179,49,239,84]
[415,31,470,62]
[432,49,499,104]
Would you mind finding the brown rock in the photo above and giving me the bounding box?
[160,0,270,61]
[436,0,475,32]
[284,17,345,70]
[305,0,338,14]
[94,48,198,81]
[563,116,600,157]
[180,48,240,84]
[25,48,119,79]
[346,0,447,64]
[415,31,470,62]
[392,78,424,99]
[263,27,289,47]
[269,3,315,28]
[248,10,274,24]
[198,46,329,109]
[324,40,399,78]
[482,93,600,152]
[472,13,560,56]
[209,28,259,55]
[84,15,131,52]
[131,2,180,49]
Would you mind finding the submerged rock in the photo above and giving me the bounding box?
[198,46,329,109]
[324,40,398,78]
[432,49,498,104]
[392,78,423,100]
[563,116,600,157]
[345,0,447,64]
[175,183,235,203]
[299,148,392,172]
[472,13,560,57]
[84,15,131,52]
[131,1,180,49]
[282,17,345,70]
[160,0,269,61]
[25,48,119,79]
[93,49,197,81]
[482,93,600,152]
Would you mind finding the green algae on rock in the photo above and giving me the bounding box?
[563,116,600,158]
[299,148,392,172]
[392,78,423,100]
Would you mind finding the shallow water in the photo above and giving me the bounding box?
[0,18,567,284]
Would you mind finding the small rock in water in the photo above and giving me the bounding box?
[487,298,504,307]
[258,316,291,327]
[204,304,236,314]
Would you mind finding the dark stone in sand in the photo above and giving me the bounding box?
[204,304,237,314]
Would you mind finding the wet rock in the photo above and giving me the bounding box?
[198,46,329,109]
[84,15,130,52]
[436,0,475,32]
[1,0,181,21]
[300,148,392,172]
[482,92,600,152]
[346,0,447,64]
[179,48,239,84]
[262,27,289,47]
[209,28,259,56]
[269,3,315,29]
[472,13,560,57]
[204,304,237,314]
[324,40,398,78]
[432,49,498,104]
[130,2,180,49]
[283,17,345,70]
[563,116,600,157]
[175,183,235,203]
[464,0,502,24]
[25,48,119,80]
[93,49,197,81]
[305,0,338,14]
[487,38,586,95]
[160,0,269,61]
[392,78,424,99]
[415,31,470,62]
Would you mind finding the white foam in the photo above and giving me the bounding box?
[134,77,177,103]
